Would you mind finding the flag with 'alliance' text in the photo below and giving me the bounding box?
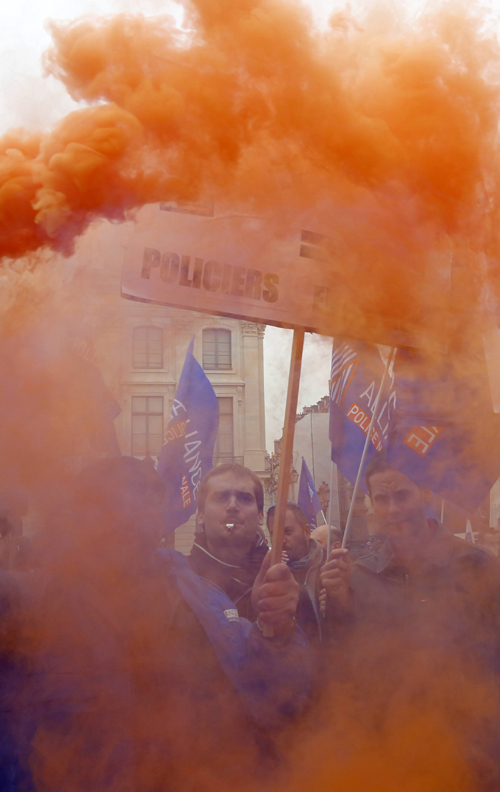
[157,338,219,533]
[329,339,395,492]
[386,346,500,512]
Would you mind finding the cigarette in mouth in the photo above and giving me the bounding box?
[225,523,235,532]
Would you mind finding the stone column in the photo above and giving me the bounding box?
[241,322,267,473]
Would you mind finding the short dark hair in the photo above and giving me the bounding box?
[286,502,309,531]
[198,463,264,512]
[267,501,308,532]
[365,451,392,493]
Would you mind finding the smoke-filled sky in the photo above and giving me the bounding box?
[0,0,342,449]
[5,10,500,791]
[0,0,357,449]
[3,0,500,452]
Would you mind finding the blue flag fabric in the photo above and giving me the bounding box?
[158,338,219,533]
[386,347,500,513]
[329,339,395,492]
[329,338,500,511]
[297,457,323,529]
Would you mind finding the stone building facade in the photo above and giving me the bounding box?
[56,217,269,554]
[113,304,268,553]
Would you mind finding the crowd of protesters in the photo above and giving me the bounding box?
[0,454,500,789]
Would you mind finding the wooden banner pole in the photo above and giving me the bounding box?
[263,327,305,637]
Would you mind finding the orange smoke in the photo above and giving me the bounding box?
[1,6,500,790]
[1,1,500,341]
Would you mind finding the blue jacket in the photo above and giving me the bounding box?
[162,548,312,729]
[18,548,311,791]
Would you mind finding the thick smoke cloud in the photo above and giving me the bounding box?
[1,0,500,342]
[1,3,500,791]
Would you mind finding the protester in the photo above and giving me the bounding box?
[28,458,311,792]
[189,463,269,620]
[268,502,324,643]
[310,524,343,551]
[321,451,500,787]
[322,451,500,656]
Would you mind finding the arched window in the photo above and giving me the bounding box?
[133,326,163,369]
[202,328,231,370]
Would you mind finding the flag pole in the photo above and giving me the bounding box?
[341,347,396,550]
[263,327,305,638]
[326,460,334,558]
[326,466,341,552]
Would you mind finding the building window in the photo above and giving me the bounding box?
[131,396,164,457]
[214,397,234,462]
[133,326,163,369]
[203,329,231,370]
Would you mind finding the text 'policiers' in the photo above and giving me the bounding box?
[141,247,279,303]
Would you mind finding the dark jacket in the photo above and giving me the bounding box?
[325,524,500,789]
[0,572,32,792]
[165,549,311,727]
[27,549,311,792]
[189,532,268,621]
[287,538,325,643]
[326,522,500,674]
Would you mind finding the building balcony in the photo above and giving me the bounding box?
[213,454,244,466]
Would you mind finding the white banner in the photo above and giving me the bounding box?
[121,202,452,348]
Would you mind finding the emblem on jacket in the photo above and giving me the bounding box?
[224,609,240,622]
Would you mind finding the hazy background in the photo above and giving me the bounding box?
[3,0,500,450]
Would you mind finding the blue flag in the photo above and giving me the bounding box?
[386,347,500,513]
[329,339,395,492]
[297,457,323,529]
[158,338,219,533]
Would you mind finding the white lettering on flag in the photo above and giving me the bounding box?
[330,342,359,408]
[345,403,384,451]
[403,426,443,457]
[170,399,187,419]
[359,381,376,410]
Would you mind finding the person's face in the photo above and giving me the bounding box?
[198,472,263,550]
[310,525,328,551]
[369,468,428,540]
[281,509,310,562]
